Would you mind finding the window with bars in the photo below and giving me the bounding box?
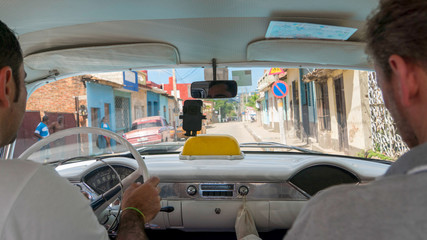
[115,96,130,133]
[316,82,331,131]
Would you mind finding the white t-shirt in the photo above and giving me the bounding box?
[0,160,109,240]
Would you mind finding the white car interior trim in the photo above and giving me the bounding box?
[247,39,371,70]
[24,43,179,75]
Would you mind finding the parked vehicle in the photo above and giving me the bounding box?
[123,116,173,146]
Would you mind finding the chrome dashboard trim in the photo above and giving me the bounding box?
[287,181,311,198]
[158,182,309,200]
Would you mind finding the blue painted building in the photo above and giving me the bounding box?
[86,82,115,130]
[299,69,317,138]
[159,95,169,122]
[147,91,160,117]
[86,82,133,134]
[114,90,132,133]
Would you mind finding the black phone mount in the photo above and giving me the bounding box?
[179,100,206,137]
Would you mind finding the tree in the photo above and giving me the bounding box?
[245,94,259,111]
[213,100,238,120]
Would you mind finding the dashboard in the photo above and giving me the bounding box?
[83,165,134,195]
[56,152,390,232]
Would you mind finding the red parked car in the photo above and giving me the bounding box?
[123,116,174,146]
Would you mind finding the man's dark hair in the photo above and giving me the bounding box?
[365,0,427,79]
[42,116,49,122]
[0,20,23,101]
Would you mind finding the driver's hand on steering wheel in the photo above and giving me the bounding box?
[121,176,161,222]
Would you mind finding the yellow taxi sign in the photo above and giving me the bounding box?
[181,135,241,156]
[269,68,285,75]
[179,134,245,160]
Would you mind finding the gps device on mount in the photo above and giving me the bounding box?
[179,100,206,137]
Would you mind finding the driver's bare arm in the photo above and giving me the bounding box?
[117,176,161,240]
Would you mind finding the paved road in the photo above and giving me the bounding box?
[205,121,256,144]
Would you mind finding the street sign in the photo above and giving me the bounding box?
[271,80,289,98]
[123,71,139,92]
[269,68,285,75]
[232,70,252,86]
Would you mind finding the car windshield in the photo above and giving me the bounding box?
[14,67,408,162]
[132,120,162,130]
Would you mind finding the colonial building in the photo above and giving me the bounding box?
[304,69,372,154]
[257,68,373,155]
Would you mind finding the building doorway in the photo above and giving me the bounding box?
[91,107,100,127]
[292,81,301,137]
[334,76,349,153]
[301,81,310,139]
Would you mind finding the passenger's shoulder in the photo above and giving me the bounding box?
[311,183,360,202]
[0,160,59,182]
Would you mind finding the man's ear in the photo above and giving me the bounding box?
[388,55,420,107]
[0,66,14,108]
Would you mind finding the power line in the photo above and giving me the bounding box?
[179,68,198,81]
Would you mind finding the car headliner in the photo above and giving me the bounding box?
[1,0,378,84]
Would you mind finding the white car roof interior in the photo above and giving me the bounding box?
[1,0,378,83]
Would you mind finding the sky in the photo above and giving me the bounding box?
[147,68,267,93]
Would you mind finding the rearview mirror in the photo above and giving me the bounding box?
[191,81,238,98]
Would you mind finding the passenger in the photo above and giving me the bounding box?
[0,20,160,240]
[285,0,427,239]
[237,0,427,239]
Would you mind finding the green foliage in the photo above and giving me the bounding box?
[356,150,394,161]
[245,94,259,110]
[212,100,238,119]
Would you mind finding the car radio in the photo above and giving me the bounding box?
[199,183,234,197]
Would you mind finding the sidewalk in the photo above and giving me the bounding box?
[243,122,307,147]
[243,121,343,155]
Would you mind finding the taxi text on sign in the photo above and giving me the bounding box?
[272,80,289,99]
[269,68,285,75]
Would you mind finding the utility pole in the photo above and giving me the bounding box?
[172,69,179,140]
[173,69,177,99]
[278,98,287,145]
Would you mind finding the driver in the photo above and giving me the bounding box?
[0,20,160,240]
[207,82,233,98]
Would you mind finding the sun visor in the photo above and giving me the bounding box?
[247,40,370,70]
[24,43,180,74]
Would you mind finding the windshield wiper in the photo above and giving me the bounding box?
[136,142,184,154]
[239,142,319,154]
[45,143,184,166]
[45,152,121,166]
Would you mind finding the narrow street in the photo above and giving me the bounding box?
[205,121,256,144]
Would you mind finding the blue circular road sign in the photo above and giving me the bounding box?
[271,81,289,98]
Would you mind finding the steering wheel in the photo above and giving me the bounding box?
[19,127,149,216]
